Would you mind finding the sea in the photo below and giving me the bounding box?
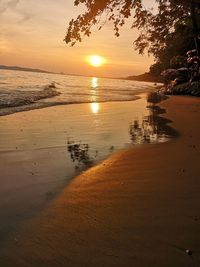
[0,69,157,110]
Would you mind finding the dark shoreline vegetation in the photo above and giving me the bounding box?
[159,81,200,97]
[125,72,163,83]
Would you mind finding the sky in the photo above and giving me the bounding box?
[0,0,156,78]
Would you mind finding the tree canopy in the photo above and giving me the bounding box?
[65,0,200,73]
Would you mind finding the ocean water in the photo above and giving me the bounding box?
[0,69,157,110]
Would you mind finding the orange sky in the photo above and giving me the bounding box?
[0,0,156,78]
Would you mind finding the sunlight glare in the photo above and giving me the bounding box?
[87,55,106,67]
[90,103,100,114]
[91,77,98,88]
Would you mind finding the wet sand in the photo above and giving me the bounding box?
[1,96,171,243]
[0,96,200,266]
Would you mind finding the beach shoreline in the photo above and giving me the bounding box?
[1,95,171,245]
[0,95,200,266]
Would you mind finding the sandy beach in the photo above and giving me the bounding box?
[0,95,200,266]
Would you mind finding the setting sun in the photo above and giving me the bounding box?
[87,55,106,67]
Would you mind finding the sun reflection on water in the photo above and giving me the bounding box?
[90,103,100,114]
[91,77,98,89]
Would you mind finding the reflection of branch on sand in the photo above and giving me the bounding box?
[67,139,116,171]
[130,95,178,144]
[67,140,95,170]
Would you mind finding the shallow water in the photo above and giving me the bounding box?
[0,95,177,243]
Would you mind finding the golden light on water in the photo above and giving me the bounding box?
[91,77,98,88]
[90,77,98,102]
[90,103,100,114]
[87,55,106,67]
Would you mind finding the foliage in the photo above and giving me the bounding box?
[156,22,195,68]
[159,81,200,96]
[161,68,178,84]
[149,62,164,76]
[170,55,187,68]
[65,0,195,59]
[148,21,195,75]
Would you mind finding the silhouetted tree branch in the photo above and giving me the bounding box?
[65,0,200,58]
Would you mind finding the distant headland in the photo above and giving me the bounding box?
[0,65,89,78]
[125,72,163,83]
[0,65,55,74]
[0,65,161,83]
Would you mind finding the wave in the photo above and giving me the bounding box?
[0,70,157,116]
[0,83,60,110]
[0,81,147,116]
[0,96,141,116]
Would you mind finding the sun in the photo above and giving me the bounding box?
[87,55,106,67]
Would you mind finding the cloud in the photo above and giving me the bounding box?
[0,0,20,14]
[18,13,31,23]
[0,0,32,23]
[7,0,20,8]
